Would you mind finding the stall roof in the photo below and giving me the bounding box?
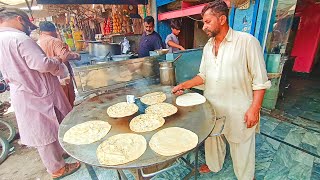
[158,3,207,21]
[37,0,148,5]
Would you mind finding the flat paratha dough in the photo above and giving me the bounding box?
[97,133,147,165]
[130,114,165,132]
[145,103,178,117]
[63,121,111,145]
[176,93,206,107]
[149,127,198,156]
[140,92,166,105]
[107,102,139,118]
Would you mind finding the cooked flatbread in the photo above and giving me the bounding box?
[107,102,139,118]
[176,93,206,107]
[145,103,178,117]
[97,133,147,165]
[149,127,198,156]
[130,114,165,132]
[140,92,166,105]
[63,121,111,145]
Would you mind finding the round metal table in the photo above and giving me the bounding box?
[58,85,217,179]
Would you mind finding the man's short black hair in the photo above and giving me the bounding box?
[201,0,229,21]
[39,21,56,32]
[144,16,154,25]
[170,19,182,30]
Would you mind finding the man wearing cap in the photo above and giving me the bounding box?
[38,21,80,107]
[0,7,80,179]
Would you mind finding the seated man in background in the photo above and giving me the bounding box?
[138,16,164,57]
[38,21,80,107]
[165,19,185,53]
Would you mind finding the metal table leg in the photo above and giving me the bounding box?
[117,170,128,180]
[181,146,200,180]
[85,164,99,180]
[194,146,199,180]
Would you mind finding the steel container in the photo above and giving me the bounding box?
[88,42,121,58]
[159,62,176,86]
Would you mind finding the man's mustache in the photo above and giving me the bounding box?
[203,29,211,33]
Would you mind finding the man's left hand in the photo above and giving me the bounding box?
[244,107,260,128]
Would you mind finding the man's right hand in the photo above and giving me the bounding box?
[73,53,81,60]
[172,76,204,95]
[172,84,185,96]
[69,53,81,61]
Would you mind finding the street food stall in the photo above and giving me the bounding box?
[33,1,224,179]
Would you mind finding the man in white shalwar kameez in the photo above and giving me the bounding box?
[172,1,271,180]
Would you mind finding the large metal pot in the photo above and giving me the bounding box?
[88,42,121,58]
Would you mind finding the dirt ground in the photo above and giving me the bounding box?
[0,92,51,180]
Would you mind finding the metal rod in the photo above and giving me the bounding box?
[24,0,33,19]
[262,0,275,52]
[172,54,182,64]
[117,170,121,180]
[194,147,199,180]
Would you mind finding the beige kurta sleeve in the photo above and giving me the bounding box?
[246,37,271,90]
[197,53,206,82]
[52,39,77,62]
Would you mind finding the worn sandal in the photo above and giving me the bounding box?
[52,162,81,180]
[199,164,211,174]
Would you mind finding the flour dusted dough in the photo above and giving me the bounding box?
[63,121,111,145]
[145,103,178,117]
[140,92,166,105]
[176,93,206,107]
[130,114,165,132]
[149,127,198,156]
[96,133,147,165]
[107,102,139,118]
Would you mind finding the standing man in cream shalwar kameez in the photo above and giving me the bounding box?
[172,1,271,179]
[0,7,80,179]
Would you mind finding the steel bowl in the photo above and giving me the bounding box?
[154,49,169,55]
